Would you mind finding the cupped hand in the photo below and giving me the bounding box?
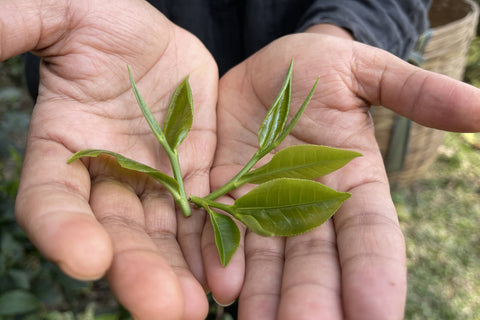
[204,32,480,319]
[4,0,218,318]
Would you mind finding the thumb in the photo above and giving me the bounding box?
[352,42,480,132]
[0,0,71,60]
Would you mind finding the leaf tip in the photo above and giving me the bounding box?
[66,150,89,164]
[127,65,133,79]
[343,191,352,200]
[66,156,76,164]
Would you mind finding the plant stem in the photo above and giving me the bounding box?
[169,149,191,216]
[153,128,191,216]
[204,149,265,201]
[189,196,233,214]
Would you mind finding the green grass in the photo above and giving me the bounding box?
[395,133,480,319]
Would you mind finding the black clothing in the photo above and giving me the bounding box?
[24,0,431,99]
[149,0,430,71]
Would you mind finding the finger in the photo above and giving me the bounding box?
[238,234,285,320]
[90,178,208,320]
[142,188,209,320]
[278,220,343,319]
[335,182,406,319]
[324,145,406,318]
[201,195,246,306]
[0,0,69,59]
[352,42,480,132]
[176,135,213,286]
[15,139,113,280]
[320,137,407,319]
[176,203,207,286]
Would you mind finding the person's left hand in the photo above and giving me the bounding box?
[202,31,480,319]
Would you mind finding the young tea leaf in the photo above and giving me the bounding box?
[257,60,293,150]
[242,145,361,184]
[230,178,350,236]
[68,149,179,196]
[269,77,318,151]
[163,76,194,149]
[204,62,320,202]
[206,206,241,266]
[128,67,167,146]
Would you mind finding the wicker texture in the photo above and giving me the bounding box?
[373,0,479,188]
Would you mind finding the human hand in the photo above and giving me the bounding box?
[4,0,218,318]
[204,32,480,319]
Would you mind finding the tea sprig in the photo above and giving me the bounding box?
[68,61,361,266]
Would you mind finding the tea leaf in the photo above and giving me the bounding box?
[242,145,361,184]
[128,67,167,146]
[128,67,191,216]
[258,60,292,150]
[68,149,179,196]
[230,178,350,236]
[163,76,193,149]
[270,77,318,150]
[204,66,319,202]
[206,206,240,266]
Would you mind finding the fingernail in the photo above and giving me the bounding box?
[212,295,236,307]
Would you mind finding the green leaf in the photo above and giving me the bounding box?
[8,269,30,290]
[163,76,193,149]
[271,77,318,150]
[68,149,179,196]
[1,232,23,265]
[242,145,361,184]
[206,207,240,267]
[128,67,167,147]
[230,178,350,236]
[128,67,191,217]
[0,290,41,315]
[258,60,293,150]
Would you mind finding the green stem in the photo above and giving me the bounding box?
[169,149,191,216]
[205,149,266,201]
[189,196,233,214]
[154,130,191,216]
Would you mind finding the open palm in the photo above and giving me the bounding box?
[6,1,217,318]
[205,33,480,319]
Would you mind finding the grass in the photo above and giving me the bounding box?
[1,36,480,319]
[395,133,480,319]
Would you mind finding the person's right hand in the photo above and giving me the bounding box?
[3,1,218,318]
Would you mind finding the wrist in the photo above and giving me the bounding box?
[304,23,354,40]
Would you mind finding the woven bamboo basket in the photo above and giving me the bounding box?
[373,0,479,188]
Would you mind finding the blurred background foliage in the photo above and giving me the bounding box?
[2,5,480,319]
[0,58,137,319]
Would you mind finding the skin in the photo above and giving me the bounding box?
[3,0,480,319]
[202,28,480,319]
[4,0,217,319]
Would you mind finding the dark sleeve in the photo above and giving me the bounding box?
[23,0,432,100]
[296,0,432,59]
